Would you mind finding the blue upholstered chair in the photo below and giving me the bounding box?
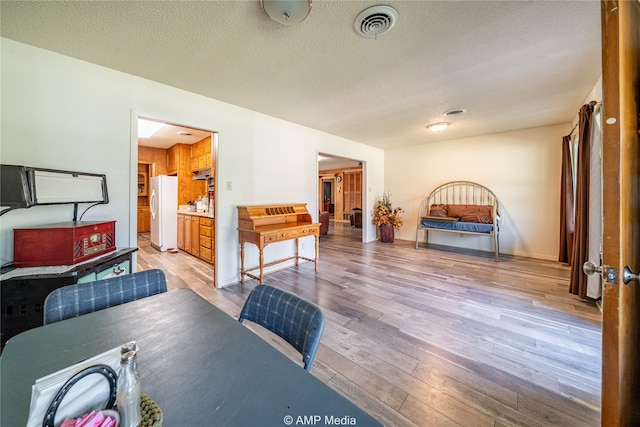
[238,285,325,372]
[44,269,168,324]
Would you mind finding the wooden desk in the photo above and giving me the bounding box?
[238,204,320,284]
[1,289,383,426]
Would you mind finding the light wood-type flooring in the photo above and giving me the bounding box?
[136,222,601,427]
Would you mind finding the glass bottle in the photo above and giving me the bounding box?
[120,342,139,375]
[117,350,141,427]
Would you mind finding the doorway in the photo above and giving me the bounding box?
[318,153,364,241]
[134,115,218,286]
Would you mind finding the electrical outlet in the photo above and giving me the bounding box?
[301,242,305,250]
[226,181,232,191]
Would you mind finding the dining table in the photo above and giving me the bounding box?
[1,288,384,426]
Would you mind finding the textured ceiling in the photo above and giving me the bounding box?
[1,1,602,150]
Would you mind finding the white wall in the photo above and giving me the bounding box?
[385,124,571,260]
[0,39,385,286]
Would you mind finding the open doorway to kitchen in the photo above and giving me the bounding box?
[318,153,364,241]
[135,116,218,287]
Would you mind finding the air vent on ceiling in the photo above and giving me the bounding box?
[444,108,467,117]
[354,5,398,38]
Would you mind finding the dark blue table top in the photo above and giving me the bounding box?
[1,288,383,426]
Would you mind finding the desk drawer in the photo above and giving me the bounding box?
[277,227,310,240]
[263,233,277,244]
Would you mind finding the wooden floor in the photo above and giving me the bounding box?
[136,222,602,427]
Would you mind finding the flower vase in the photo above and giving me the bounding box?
[379,223,395,243]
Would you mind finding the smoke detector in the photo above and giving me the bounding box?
[354,5,398,38]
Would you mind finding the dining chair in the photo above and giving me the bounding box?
[238,285,325,372]
[43,269,168,324]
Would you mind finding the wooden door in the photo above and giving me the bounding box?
[600,1,640,425]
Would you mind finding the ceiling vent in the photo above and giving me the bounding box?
[444,108,467,117]
[354,5,398,38]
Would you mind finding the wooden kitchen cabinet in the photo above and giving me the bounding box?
[190,217,200,257]
[177,214,186,250]
[177,213,214,265]
[167,145,179,175]
[190,137,213,172]
[199,217,213,262]
[184,215,193,253]
[137,171,148,196]
[137,206,150,233]
[168,143,207,205]
[178,214,194,253]
[190,157,199,172]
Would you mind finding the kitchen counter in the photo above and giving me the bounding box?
[177,209,212,218]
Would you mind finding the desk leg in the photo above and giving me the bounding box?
[240,241,245,284]
[314,235,319,272]
[259,247,264,284]
[295,238,300,266]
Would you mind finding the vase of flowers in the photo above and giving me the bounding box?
[372,192,403,243]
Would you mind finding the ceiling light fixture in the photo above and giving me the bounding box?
[426,122,451,132]
[261,0,313,26]
[138,119,165,138]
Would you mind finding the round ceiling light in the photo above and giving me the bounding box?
[354,5,398,38]
[261,0,313,25]
[426,122,451,132]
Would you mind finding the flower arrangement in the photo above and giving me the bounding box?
[371,192,404,230]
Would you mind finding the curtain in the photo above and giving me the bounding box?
[559,134,574,263]
[586,104,602,299]
[569,103,595,298]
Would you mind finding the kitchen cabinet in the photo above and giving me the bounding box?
[138,171,148,196]
[181,214,193,253]
[190,154,210,172]
[168,143,206,205]
[167,145,179,175]
[177,214,186,250]
[190,137,213,172]
[199,217,213,262]
[137,163,151,233]
[190,216,200,257]
[137,206,150,232]
[177,213,214,265]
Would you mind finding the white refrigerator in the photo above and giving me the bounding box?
[150,175,178,252]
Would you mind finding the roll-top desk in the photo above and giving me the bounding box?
[237,204,320,284]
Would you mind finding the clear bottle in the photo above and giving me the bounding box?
[117,350,141,427]
[121,341,140,377]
